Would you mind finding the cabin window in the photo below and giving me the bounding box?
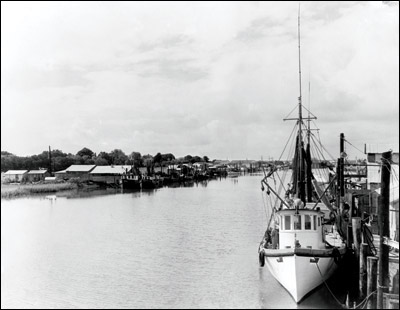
[294,215,302,230]
[305,215,311,230]
[284,215,291,230]
[313,215,317,230]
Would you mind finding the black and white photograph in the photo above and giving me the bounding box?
[1,1,399,309]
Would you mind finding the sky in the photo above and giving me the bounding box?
[1,1,399,161]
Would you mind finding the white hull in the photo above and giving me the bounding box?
[264,254,337,303]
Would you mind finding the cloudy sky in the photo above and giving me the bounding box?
[1,1,399,161]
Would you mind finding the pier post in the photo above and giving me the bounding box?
[352,217,361,256]
[346,224,353,249]
[359,243,368,299]
[377,151,391,309]
[367,256,378,309]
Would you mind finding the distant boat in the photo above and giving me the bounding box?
[140,176,162,189]
[257,9,346,303]
[120,174,141,190]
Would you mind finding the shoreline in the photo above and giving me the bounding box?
[1,182,79,200]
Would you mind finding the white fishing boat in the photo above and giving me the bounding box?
[257,8,347,303]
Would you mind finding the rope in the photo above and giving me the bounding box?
[344,139,365,155]
[314,259,347,308]
[277,123,298,162]
[355,290,377,309]
[261,191,269,220]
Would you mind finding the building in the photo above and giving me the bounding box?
[26,170,49,182]
[366,152,399,241]
[3,170,28,182]
[90,165,133,184]
[54,165,96,181]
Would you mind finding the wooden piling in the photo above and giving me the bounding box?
[367,256,378,309]
[347,224,353,249]
[392,270,399,294]
[377,151,391,309]
[352,217,361,255]
[359,243,368,299]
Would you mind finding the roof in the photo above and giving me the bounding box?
[65,165,96,172]
[4,170,28,175]
[28,170,48,174]
[90,165,132,175]
[54,169,67,174]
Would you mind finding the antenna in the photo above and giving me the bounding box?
[308,78,311,146]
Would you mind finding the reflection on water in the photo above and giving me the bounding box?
[1,175,344,309]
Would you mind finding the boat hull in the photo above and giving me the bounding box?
[262,249,341,303]
[121,178,141,190]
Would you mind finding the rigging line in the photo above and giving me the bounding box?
[302,105,318,119]
[283,104,301,120]
[275,169,287,199]
[277,123,298,162]
[310,133,329,161]
[260,191,269,220]
[267,189,276,223]
[354,290,378,309]
[311,119,320,130]
[310,146,328,184]
[314,260,347,308]
[344,139,365,155]
[310,131,336,160]
[381,156,399,166]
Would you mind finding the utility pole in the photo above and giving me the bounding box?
[48,145,53,176]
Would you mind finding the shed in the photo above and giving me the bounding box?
[55,165,96,181]
[54,169,67,180]
[27,170,49,182]
[4,170,28,182]
[90,165,133,184]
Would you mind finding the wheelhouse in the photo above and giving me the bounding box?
[276,208,325,250]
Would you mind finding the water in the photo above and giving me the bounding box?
[1,175,344,309]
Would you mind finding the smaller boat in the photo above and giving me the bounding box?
[120,174,141,190]
[140,176,162,189]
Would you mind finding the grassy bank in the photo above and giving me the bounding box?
[1,183,78,199]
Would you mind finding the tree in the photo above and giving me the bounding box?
[94,157,109,166]
[161,153,175,162]
[97,151,112,165]
[203,156,209,162]
[109,149,128,165]
[129,152,142,167]
[153,152,162,166]
[77,147,94,158]
[184,155,193,163]
[192,156,202,163]
[1,151,14,156]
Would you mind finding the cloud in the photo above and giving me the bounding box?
[137,34,194,52]
[131,57,209,82]
[1,2,398,159]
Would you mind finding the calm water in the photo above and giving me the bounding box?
[1,175,345,309]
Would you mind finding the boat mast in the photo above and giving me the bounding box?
[306,80,313,202]
[297,4,306,203]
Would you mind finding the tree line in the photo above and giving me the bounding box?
[1,148,210,173]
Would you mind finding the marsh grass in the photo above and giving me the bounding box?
[1,183,78,199]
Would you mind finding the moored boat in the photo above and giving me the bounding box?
[257,8,346,303]
[120,174,141,190]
